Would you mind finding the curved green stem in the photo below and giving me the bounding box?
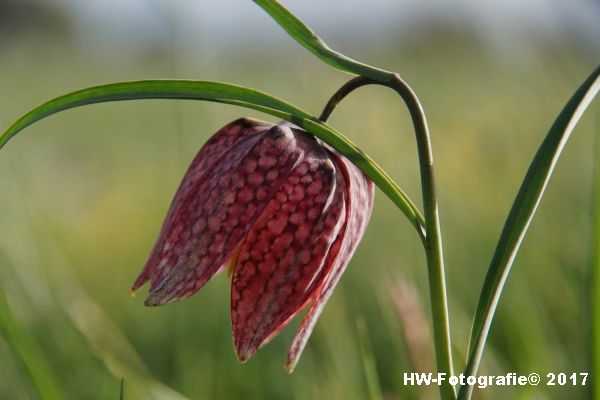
[247,4,454,395]
[320,75,455,399]
[253,0,393,83]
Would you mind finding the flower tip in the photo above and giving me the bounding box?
[235,350,251,364]
[284,361,297,374]
[144,292,170,307]
[129,289,137,299]
[234,342,258,364]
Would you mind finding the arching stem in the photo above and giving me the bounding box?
[321,75,455,399]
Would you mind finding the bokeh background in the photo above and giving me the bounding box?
[0,0,598,399]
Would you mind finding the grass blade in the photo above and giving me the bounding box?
[0,79,424,237]
[19,200,189,400]
[253,0,392,82]
[355,316,384,400]
[66,297,189,400]
[0,80,312,150]
[593,106,600,399]
[459,65,600,399]
[0,289,63,400]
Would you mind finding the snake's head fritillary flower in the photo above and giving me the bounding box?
[132,118,374,371]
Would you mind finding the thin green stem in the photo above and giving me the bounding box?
[592,109,600,400]
[320,75,455,399]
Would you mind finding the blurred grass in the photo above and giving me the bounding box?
[0,26,597,399]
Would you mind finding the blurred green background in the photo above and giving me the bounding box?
[0,0,598,399]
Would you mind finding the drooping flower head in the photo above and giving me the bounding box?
[132,118,374,371]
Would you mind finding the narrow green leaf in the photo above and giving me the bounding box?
[0,79,424,236]
[0,289,63,400]
[66,297,189,400]
[356,316,384,400]
[0,80,312,150]
[253,0,392,82]
[593,104,600,399]
[459,65,600,399]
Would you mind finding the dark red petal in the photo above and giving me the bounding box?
[231,134,346,362]
[136,120,307,306]
[132,118,267,292]
[285,149,374,372]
